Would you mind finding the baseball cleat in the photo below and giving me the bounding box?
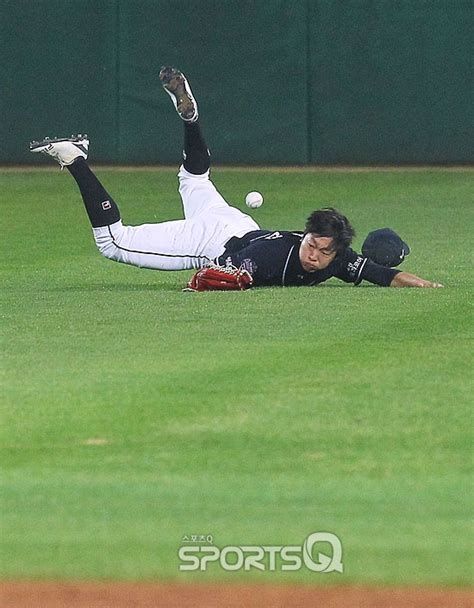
[29,135,89,169]
[159,66,198,122]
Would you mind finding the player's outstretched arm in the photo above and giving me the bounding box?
[390,272,443,288]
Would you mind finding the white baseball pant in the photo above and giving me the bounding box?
[92,166,260,271]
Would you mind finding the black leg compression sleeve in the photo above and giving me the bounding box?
[183,120,210,174]
[67,158,121,228]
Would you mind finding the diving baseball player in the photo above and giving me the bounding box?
[30,66,442,290]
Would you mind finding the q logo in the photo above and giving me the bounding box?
[302,532,343,573]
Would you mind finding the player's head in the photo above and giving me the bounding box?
[299,208,355,272]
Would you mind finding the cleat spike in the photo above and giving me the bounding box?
[29,135,89,168]
[159,66,198,123]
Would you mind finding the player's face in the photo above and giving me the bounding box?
[299,234,337,272]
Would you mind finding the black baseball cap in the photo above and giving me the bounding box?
[362,228,410,267]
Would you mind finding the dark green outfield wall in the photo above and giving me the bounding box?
[1,0,472,164]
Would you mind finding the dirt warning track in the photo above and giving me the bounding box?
[1,581,473,608]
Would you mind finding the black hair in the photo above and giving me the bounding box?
[304,208,355,252]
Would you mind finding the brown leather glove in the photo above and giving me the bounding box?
[185,264,254,292]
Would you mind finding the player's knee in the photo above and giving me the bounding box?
[92,223,125,262]
[96,240,121,261]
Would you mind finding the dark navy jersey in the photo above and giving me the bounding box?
[217,230,400,287]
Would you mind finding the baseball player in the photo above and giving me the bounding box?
[30,66,442,290]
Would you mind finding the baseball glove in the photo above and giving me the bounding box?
[184,264,253,292]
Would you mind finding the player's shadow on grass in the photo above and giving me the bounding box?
[47,283,178,292]
[317,283,379,289]
[45,283,381,293]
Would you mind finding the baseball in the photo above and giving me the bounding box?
[245,191,263,209]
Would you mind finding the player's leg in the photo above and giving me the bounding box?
[29,136,205,270]
[91,218,215,270]
[64,159,205,269]
[67,158,122,228]
[160,68,209,175]
[160,66,260,241]
[30,136,121,227]
[159,66,217,217]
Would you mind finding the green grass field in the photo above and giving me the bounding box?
[1,167,472,586]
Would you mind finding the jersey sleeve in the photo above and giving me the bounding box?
[335,249,401,286]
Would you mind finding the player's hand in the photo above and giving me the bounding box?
[390,272,444,288]
[184,264,253,291]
